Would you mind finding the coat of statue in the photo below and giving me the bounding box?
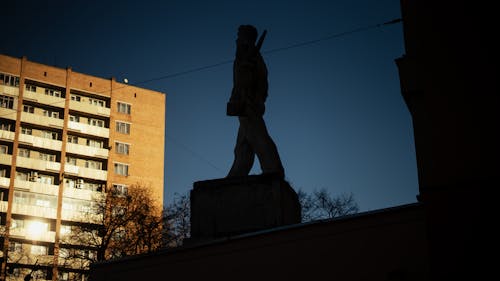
[226,25,284,178]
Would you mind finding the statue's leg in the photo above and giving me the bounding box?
[245,115,284,177]
[227,118,255,177]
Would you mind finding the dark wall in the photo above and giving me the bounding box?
[91,204,429,281]
[396,1,497,279]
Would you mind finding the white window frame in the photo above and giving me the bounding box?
[117,101,131,114]
[114,162,129,176]
[115,142,130,155]
[116,121,131,134]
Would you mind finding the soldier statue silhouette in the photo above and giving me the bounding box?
[227,25,284,178]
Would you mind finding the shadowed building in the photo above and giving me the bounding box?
[0,54,165,280]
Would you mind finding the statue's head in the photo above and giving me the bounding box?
[237,25,258,46]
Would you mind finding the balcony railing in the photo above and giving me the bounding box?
[69,100,110,117]
[0,153,12,166]
[68,121,109,138]
[66,142,109,158]
[14,179,59,196]
[61,209,103,223]
[0,107,17,120]
[20,112,64,128]
[63,164,107,181]
[0,176,10,188]
[11,203,57,219]
[18,133,63,151]
[63,184,104,201]
[23,89,65,108]
[0,129,15,141]
[16,156,61,172]
[0,84,19,96]
[9,227,56,243]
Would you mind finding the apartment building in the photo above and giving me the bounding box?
[0,54,165,280]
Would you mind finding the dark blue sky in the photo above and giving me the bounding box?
[2,0,417,211]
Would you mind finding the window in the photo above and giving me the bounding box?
[39,153,56,162]
[70,94,81,101]
[117,102,131,114]
[113,184,128,196]
[87,138,103,148]
[69,115,80,122]
[114,163,129,176]
[85,160,102,170]
[0,169,6,177]
[115,142,129,155]
[0,123,12,131]
[26,84,37,92]
[45,88,61,97]
[23,104,34,113]
[31,245,48,255]
[16,172,29,181]
[66,156,77,165]
[0,145,7,154]
[43,109,59,118]
[8,242,22,253]
[42,130,58,140]
[0,95,14,109]
[39,175,53,185]
[21,127,32,135]
[88,118,104,128]
[116,121,130,134]
[67,135,78,143]
[0,73,20,87]
[89,98,105,107]
[18,148,30,158]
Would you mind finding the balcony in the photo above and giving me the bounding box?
[18,133,63,151]
[66,142,109,158]
[11,202,57,219]
[0,176,10,188]
[63,164,107,181]
[9,227,56,243]
[14,179,59,196]
[69,100,110,117]
[63,184,104,201]
[0,84,19,96]
[0,129,15,141]
[61,209,103,223]
[68,121,109,138]
[20,112,64,128]
[16,156,61,172]
[0,153,12,166]
[23,89,65,108]
[0,107,17,121]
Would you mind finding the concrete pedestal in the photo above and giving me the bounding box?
[189,174,301,243]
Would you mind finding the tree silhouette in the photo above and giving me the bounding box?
[297,188,359,222]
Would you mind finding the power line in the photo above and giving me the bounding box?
[0,18,401,120]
